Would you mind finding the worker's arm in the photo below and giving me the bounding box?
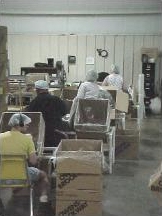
[28,152,38,166]
[76,83,86,98]
[102,76,109,86]
[26,135,39,166]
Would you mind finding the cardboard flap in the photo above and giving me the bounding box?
[116,91,129,112]
[101,87,129,112]
[102,86,118,91]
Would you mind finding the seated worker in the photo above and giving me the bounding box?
[102,64,123,90]
[69,69,113,128]
[25,80,68,147]
[0,113,53,216]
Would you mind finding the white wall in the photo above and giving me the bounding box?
[0,13,162,93]
[0,14,161,34]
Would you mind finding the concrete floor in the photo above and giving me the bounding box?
[103,115,162,216]
[1,115,162,216]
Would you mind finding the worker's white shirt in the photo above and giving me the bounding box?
[77,81,100,99]
[102,73,123,90]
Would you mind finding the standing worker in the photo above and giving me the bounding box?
[102,64,123,90]
[25,80,68,147]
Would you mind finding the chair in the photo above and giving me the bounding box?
[0,154,34,216]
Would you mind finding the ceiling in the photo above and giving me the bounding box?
[0,0,162,15]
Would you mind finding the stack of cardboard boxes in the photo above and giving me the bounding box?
[101,86,140,160]
[115,115,140,160]
[55,139,103,216]
[0,26,8,114]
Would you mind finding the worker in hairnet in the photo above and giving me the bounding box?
[0,113,53,216]
[25,80,68,147]
[69,69,113,128]
[102,64,123,90]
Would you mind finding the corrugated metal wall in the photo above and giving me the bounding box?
[8,33,161,92]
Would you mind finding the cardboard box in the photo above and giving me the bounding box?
[0,26,7,54]
[56,189,102,201]
[56,200,102,216]
[56,173,102,190]
[115,129,139,160]
[102,86,129,113]
[110,108,116,119]
[128,105,139,118]
[0,96,7,114]
[125,118,139,130]
[49,88,62,97]
[0,112,45,155]
[0,53,7,80]
[76,131,108,143]
[56,139,103,174]
[149,163,162,193]
[74,99,111,132]
[62,87,78,100]
[25,73,50,85]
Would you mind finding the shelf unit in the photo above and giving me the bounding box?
[0,26,8,115]
[142,63,155,113]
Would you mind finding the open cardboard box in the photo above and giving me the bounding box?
[56,139,103,174]
[74,99,111,132]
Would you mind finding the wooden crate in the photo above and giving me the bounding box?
[0,26,7,54]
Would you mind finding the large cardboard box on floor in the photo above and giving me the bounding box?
[115,129,140,160]
[56,173,102,190]
[56,139,103,174]
[102,86,129,113]
[56,200,102,216]
[55,139,103,216]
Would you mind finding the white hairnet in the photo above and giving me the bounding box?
[35,80,49,90]
[8,113,32,127]
[86,70,98,82]
[110,64,119,74]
